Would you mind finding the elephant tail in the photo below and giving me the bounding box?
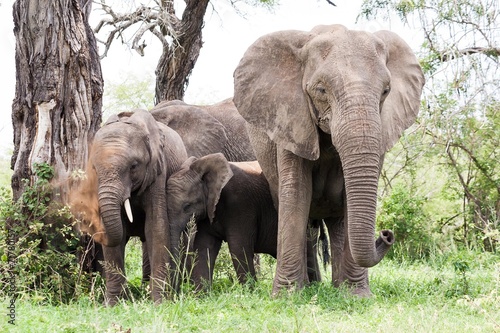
[318,221,330,270]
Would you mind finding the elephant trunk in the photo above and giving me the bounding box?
[98,184,125,247]
[334,104,395,268]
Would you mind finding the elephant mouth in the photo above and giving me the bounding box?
[305,92,332,134]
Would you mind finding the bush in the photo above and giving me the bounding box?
[377,183,434,260]
[0,163,99,304]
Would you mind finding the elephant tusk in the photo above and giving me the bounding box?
[124,198,133,223]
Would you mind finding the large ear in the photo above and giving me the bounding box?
[126,110,165,191]
[151,103,228,157]
[189,153,233,223]
[374,30,425,153]
[233,29,320,160]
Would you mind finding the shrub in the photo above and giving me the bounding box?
[377,183,434,260]
[0,163,98,304]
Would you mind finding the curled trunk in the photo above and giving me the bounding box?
[342,164,394,267]
[334,106,394,268]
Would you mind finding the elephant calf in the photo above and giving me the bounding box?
[166,153,322,290]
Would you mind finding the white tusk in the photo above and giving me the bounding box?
[124,198,133,223]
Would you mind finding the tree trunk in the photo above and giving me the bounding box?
[11,0,103,273]
[11,0,103,201]
[155,0,209,103]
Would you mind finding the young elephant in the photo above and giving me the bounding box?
[166,153,321,289]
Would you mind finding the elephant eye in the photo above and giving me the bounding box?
[382,85,391,96]
[182,203,192,213]
[317,86,326,94]
[130,161,139,171]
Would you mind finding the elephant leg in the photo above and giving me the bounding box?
[145,224,169,303]
[191,225,222,291]
[142,241,151,283]
[324,216,345,287]
[228,241,255,285]
[102,240,127,306]
[253,254,261,277]
[340,229,370,296]
[306,221,321,283]
[273,148,313,294]
[325,216,370,296]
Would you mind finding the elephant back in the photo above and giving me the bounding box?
[200,98,255,161]
[151,99,255,162]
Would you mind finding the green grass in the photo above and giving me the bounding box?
[1,245,499,332]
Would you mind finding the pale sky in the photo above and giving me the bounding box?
[0,0,417,156]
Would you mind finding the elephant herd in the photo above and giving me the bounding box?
[69,24,424,306]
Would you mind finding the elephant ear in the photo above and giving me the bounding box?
[151,103,228,157]
[375,30,425,153]
[233,29,320,160]
[189,153,233,223]
[125,110,165,192]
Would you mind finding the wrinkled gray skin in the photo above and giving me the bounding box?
[75,111,187,305]
[76,100,258,303]
[151,98,256,161]
[166,153,322,290]
[138,99,257,283]
[233,25,425,295]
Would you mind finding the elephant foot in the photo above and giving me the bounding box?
[104,294,121,307]
[104,284,129,306]
[334,280,371,298]
[271,276,306,297]
[350,285,372,297]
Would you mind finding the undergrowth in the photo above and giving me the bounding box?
[0,163,100,305]
[0,163,498,332]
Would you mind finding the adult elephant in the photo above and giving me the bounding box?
[166,153,322,290]
[151,98,256,162]
[233,24,425,296]
[71,110,187,305]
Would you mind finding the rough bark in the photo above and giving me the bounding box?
[11,0,103,201]
[154,0,209,102]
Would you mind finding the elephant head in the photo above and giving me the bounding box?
[233,25,424,269]
[73,110,166,247]
[166,153,233,280]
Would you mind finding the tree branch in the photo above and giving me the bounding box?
[93,0,181,58]
[439,47,500,62]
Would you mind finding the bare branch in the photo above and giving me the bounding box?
[93,0,181,58]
